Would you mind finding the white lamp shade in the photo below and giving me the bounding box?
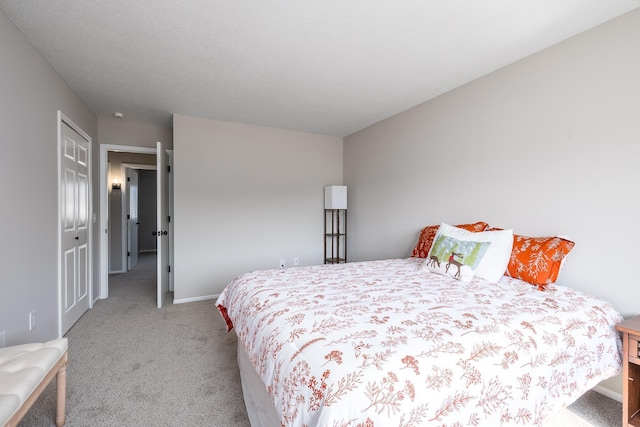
[324,185,347,209]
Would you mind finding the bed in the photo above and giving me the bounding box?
[216,224,623,426]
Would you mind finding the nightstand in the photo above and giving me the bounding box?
[616,316,640,427]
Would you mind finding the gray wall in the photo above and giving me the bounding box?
[98,114,173,149]
[173,114,343,302]
[0,10,97,345]
[344,9,640,396]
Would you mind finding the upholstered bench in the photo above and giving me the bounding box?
[0,338,68,427]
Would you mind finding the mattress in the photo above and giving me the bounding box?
[238,340,282,427]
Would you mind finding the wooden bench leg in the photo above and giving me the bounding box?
[55,352,68,427]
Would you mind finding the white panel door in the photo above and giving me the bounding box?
[127,168,139,270]
[60,121,90,334]
[156,142,169,308]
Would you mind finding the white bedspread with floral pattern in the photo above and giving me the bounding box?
[216,258,622,427]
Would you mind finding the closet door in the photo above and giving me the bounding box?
[60,120,91,334]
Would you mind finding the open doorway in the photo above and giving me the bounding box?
[108,154,156,274]
[99,144,174,304]
[124,166,157,271]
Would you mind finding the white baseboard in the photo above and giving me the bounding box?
[592,384,622,403]
[139,249,157,253]
[173,294,219,304]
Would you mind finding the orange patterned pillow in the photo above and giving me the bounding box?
[505,235,575,290]
[411,221,489,258]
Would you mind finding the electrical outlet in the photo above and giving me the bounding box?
[293,257,300,266]
[29,310,36,331]
[279,259,285,269]
[0,331,5,348]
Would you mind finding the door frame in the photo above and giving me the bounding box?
[99,144,174,299]
[57,111,93,338]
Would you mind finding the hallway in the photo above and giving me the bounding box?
[108,252,158,307]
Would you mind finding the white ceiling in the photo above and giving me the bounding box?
[1,1,638,137]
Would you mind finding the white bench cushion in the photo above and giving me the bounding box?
[0,338,68,423]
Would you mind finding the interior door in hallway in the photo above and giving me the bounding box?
[127,168,139,270]
[156,141,169,308]
[60,120,91,335]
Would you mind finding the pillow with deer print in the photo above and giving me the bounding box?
[423,226,491,282]
[427,223,514,282]
[411,221,489,258]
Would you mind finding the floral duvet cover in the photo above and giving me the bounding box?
[216,258,622,427]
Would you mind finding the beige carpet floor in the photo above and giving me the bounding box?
[19,253,622,426]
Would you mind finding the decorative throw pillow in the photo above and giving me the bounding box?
[423,227,491,282]
[411,221,489,258]
[505,235,575,290]
[432,223,514,283]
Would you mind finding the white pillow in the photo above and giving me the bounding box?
[423,227,492,282]
[436,223,513,283]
